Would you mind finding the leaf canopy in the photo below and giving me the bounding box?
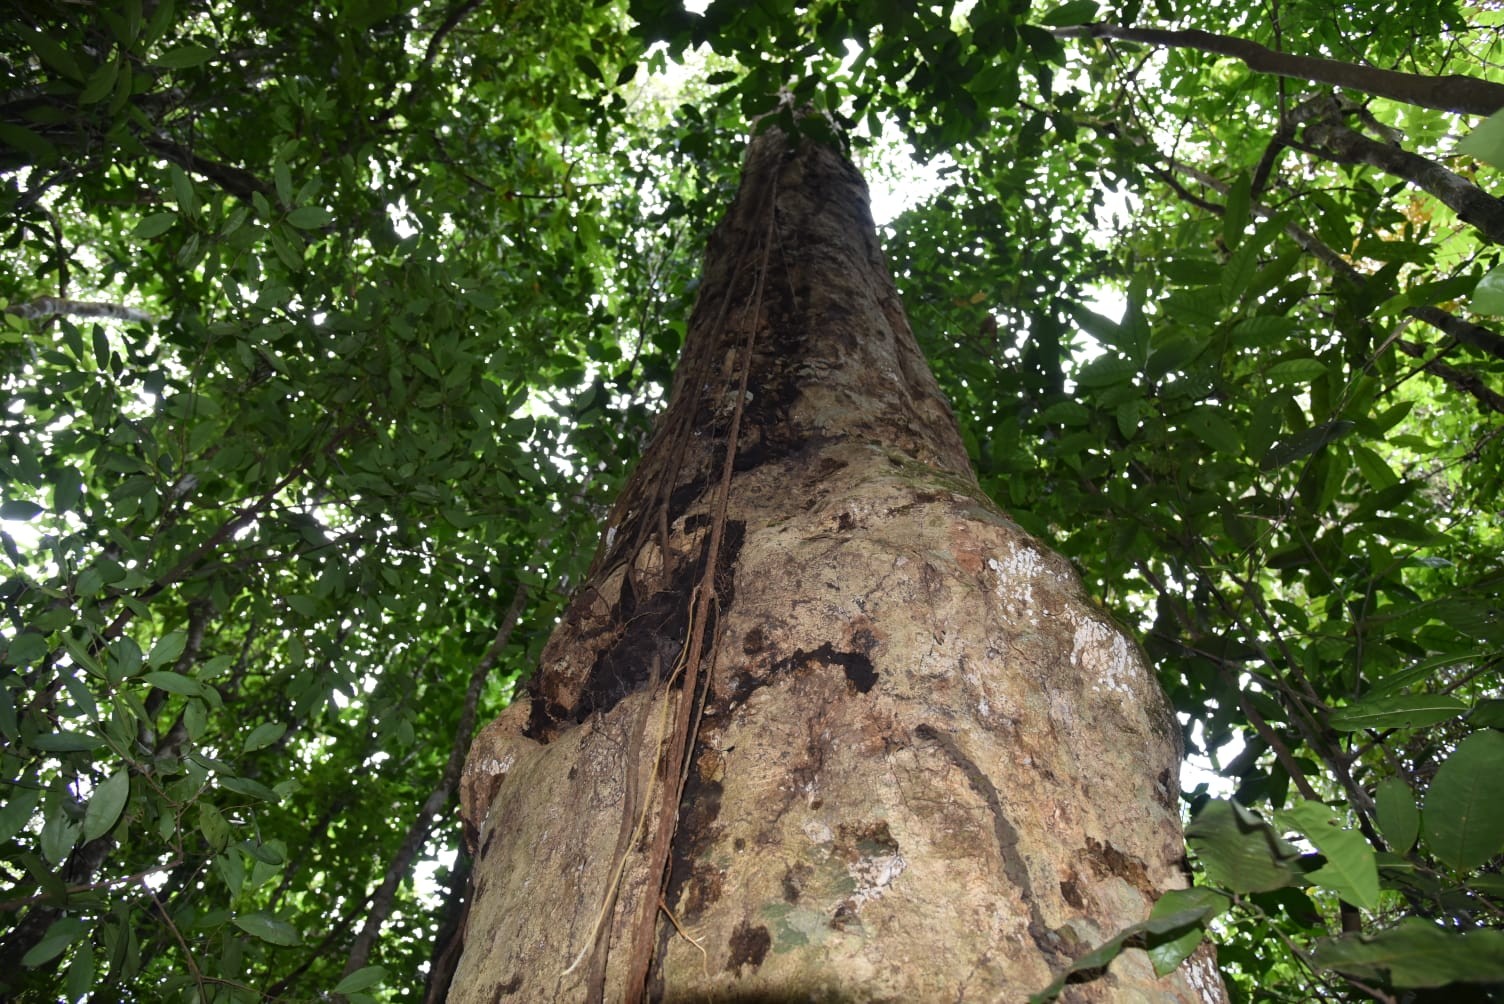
[2,0,1502,999]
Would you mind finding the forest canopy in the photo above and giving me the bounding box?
[1,0,1502,1000]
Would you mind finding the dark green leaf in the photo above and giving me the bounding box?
[1328,694,1468,732]
[82,770,130,843]
[1313,918,1504,987]
[232,912,302,947]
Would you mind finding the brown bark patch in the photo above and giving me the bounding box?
[724,920,772,974]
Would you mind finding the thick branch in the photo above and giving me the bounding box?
[1054,22,1504,116]
[1301,117,1504,245]
[5,298,152,323]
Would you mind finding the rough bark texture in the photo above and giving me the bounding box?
[450,125,1227,1002]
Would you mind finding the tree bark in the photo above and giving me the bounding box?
[449,122,1226,1002]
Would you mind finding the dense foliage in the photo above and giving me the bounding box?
[1,0,1501,1000]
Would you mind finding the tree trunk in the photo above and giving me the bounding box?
[450,121,1227,1002]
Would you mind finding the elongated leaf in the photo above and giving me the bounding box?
[1313,918,1504,987]
[1328,694,1467,732]
[333,966,388,994]
[82,770,129,843]
[20,917,88,967]
[232,912,301,946]
[1422,730,1504,872]
[1375,778,1420,854]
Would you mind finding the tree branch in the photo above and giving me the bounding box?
[1300,113,1504,246]
[337,585,531,980]
[1054,22,1504,116]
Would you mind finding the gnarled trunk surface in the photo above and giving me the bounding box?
[451,124,1227,1003]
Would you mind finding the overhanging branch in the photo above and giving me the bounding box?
[1054,22,1504,117]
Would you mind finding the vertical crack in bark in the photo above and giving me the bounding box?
[913,722,1067,960]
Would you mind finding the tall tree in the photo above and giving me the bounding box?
[2,0,1502,1000]
[451,118,1223,1001]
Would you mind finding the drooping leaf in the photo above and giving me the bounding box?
[1186,799,1304,894]
[1313,918,1504,987]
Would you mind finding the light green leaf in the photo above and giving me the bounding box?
[1457,108,1504,171]
[1376,778,1420,854]
[1422,729,1504,872]
[1277,800,1380,911]
[221,776,281,803]
[1472,263,1504,315]
[1314,917,1504,987]
[32,731,104,752]
[1327,694,1468,732]
[82,770,130,843]
[232,912,302,946]
[5,632,50,666]
[1186,799,1303,894]
[1264,357,1327,385]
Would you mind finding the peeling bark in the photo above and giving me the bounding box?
[450,124,1227,1002]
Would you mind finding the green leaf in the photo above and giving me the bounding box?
[1,499,44,520]
[134,212,177,239]
[82,770,130,843]
[156,43,215,69]
[1313,917,1504,987]
[1457,107,1504,171]
[5,631,50,666]
[220,776,281,803]
[242,721,287,752]
[1186,799,1303,893]
[147,630,188,668]
[141,670,204,697]
[1027,891,1223,1002]
[284,205,332,229]
[79,57,120,104]
[199,802,231,852]
[1327,694,1468,732]
[0,783,42,843]
[1038,0,1098,26]
[21,917,88,967]
[32,731,105,752]
[333,966,388,994]
[232,912,302,946]
[1473,263,1504,315]
[1222,171,1251,250]
[1422,729,1504,872]
[1264,358,1327,385]
[1376,778,1420,854]
[1277,800,1380,911]
[0,123,59,162]
[1470,698,1504,729]
[1261,420,1353,471]
[1185,406,1241,455]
